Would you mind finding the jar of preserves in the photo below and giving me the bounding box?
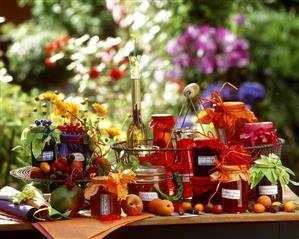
[89,177,121,217]
[150,114,176,148]
[256,178,282,202]
[174,128,194,200]
[128,166,168,211]
[192,138,219,177]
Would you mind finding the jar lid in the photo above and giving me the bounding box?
[151,114,173,119]
[174,128,194,138]
[134,165,166,176]
[222,102,245,110]
[243,122,273,130]
[90,176,108,184]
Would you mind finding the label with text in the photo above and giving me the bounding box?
[221,188,241,200]
[198,156,215,166]
[139,192,158,201]
[259,185,278,195]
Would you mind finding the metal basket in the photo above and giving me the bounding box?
[244,138,284,162]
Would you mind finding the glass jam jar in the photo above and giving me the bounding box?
[192,138,219,177]
[221,179,249,213]
[128,166,168,211]
[175,128,194,200]
[89,177,121,217]
[256,177,282,202]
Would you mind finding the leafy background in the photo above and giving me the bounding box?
[1,0,299,194]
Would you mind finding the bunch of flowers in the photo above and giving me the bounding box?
[26,91,123,179]
[166,24,250,78]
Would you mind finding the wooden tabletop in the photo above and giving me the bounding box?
[1,211,299,231]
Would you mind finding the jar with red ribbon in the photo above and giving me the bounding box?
[239,122,278,147]
[192,138,220,177]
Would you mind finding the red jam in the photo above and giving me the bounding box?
[220,180,249,213]
[128,166,168,211]
[90,180,121,217]
[192,138,219,177]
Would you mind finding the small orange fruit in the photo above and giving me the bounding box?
[71,160,83,169]
[39,162,51,173]
[253,203,266,213]
[256,195,272,207]
[194,203,204,213]
[181,201,193,211]
[284,201,296,212]
[148,198,163,214]
[156,200,174,216]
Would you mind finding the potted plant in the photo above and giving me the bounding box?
[249,153,295,202]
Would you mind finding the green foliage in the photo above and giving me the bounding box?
[18,0,117,37]
[249,154,295,189]
[0,82,39,188]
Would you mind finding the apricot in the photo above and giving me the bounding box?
[256,195,272,207]
[148,198,163,214]
[181,201,193,211]
[156,200,174,216]
[284,201,296,212]
[194,203,204,213]
[39,162,51,173]
[253,203,266,213]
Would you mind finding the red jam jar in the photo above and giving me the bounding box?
[240,122,278,147]
[175,128,194,200]
[192,138,219,177]
[89,177,121,217]
[150,114,176,148]
[221,179,249,213]
[128,166,168,211]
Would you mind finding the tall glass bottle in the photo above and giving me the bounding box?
[127,56,147,148]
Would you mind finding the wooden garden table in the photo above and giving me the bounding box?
[0,211,299,239]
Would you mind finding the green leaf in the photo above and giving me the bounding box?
[32,136,45,158]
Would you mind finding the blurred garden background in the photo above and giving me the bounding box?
[1,0,299,193]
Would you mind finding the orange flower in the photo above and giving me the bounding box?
[104,128,121,137]
[43,92,58,102]
[53,99,67,117]
[92,103,108,116]
[65,102,80,122]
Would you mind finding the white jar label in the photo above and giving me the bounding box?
[38,151,54,161]
[259,185,278,195]
[138,192,158,201]
[100,194,111,215]
[198,156,215,166]
[70,153,85,161]
[222,188,241,200]
[180,173,193,183]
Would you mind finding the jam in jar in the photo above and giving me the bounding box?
[256,177,282,202]
[128,166,168,211]
[221,179,249,213]
[192,138,219,177]
[89,177,121,217]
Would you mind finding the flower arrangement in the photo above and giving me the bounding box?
[23,90,122,180]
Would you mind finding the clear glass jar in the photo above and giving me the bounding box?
[89,177,121,217]
[221,179,249,213]
[128,166,168,211]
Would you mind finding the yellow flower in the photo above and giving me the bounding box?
[65,102,80,122]
[43,92,58,102]
[104,128,121,137]
[53,99,67,117]
[92,103,108,116]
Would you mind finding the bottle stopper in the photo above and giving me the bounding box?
[183,83,200,98]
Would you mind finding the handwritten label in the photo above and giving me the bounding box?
[259,185,278,195]
[100,194,111,215]
[71,153,85,161]
[180,173,193,183]
[139,192,158,201]
[37,151,54,161]
[198,156,215,166]
[222,188,241,200]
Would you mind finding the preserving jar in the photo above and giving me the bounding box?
[221,179,249,213]
[192,138,219,177]
[128,166,168,211]
[256,177,282,202]
[89,177,121,217]
[175,128,194,200]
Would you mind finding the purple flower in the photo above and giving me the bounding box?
[165,67,184,80]
[234,15,246,26]
[176,114,194,128]
[237,82,266,104]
